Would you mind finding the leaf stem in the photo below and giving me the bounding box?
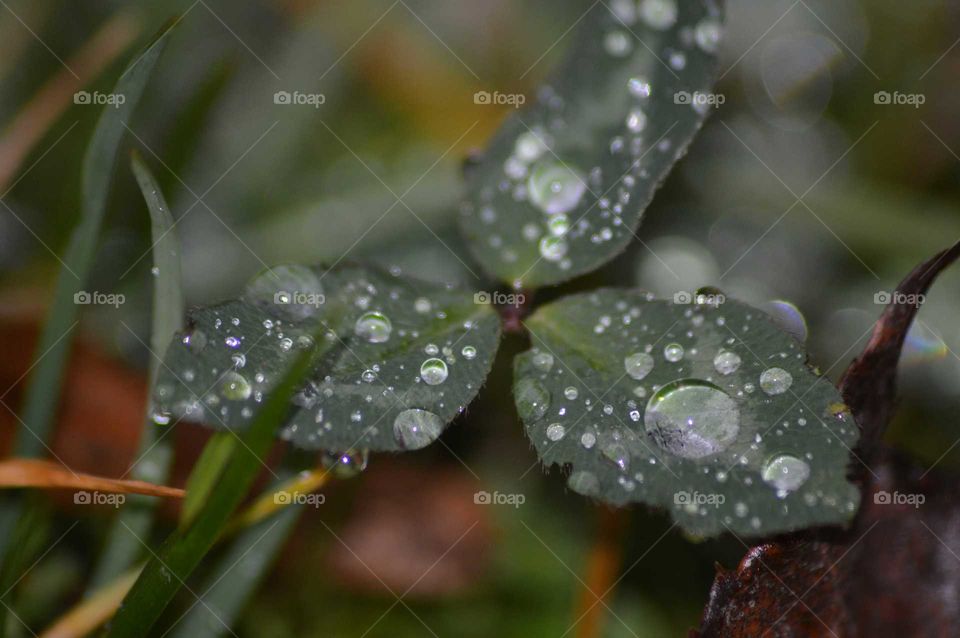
[573,506,629,638]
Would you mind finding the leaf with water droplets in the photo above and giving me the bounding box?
[151,264,500,453]
[460,0,724,288]
[514,289,859,537]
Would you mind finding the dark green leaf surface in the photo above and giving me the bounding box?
[152,264,501,452]
[460,0,723,288]
[515,289,860,537]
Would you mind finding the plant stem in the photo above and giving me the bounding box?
[574,507,629,638]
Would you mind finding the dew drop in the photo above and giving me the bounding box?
[220,371,251,401]
[462,345,477,360]
[516,378,551,421]
[528,162,587,215]
[393,408,444,450]
[564,386,579,400]
[759,368,793,395]
[539,236,568,262]
[420,358,449,385]
[694,17,722,53]
[580,431,596,449]
[546,423,566,441]
[567,470,600,496]
[664,343,684,362]
[762,454,810,493]
[639,0,677,31]
[532,352,555,372]
[354,311,392,344]
[644,379,740,459]
[626,108,647,133]
[321,449,369,478]
[624,352,655,380]
[713,351,742,375]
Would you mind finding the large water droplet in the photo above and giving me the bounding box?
[759,368,793,395]
[713,351,741,375]
[644,379,740,459]
[762,454,810,493]
[420,358,449,385]
[516,378,551,421]
[763,300,808,343]
[354,311,392,343]
[624,352,655,380]
[245,265,325,321]
[567,470,600,496]
[528,162,587,215]
[321,449,369,478]
[393,408,444,449]
[220,371,251,401]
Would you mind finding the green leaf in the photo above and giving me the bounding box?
[151,263,501,452]
[460,0,724,288]
[107,332,324,638]
[514,289,860,537]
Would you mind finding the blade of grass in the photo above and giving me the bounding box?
[88,152,185,589]
[105,336,329,637]
[37,465,332,638]
[0,459,184,499]
[169,472,304,638]
[0,21,176,635]
[180,432,237,530]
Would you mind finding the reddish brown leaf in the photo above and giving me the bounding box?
[0,458,184,499]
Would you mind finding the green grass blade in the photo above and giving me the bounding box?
[14,22,176,457]
[106,339,325,637]
[88,152,185,589]
[0,21,177,635]
[170,475,303,638]
[180,432,237,529]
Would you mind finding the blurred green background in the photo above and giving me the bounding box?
[1,0,959,635]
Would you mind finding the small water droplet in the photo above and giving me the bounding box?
[567,470,600,496]
[694,17,722,53]
[639,0,677,31]
[546,423,566,441]
[420,358,449,385]
[564,386,579,400]
[664,343,684,362]
[539,236,568,262]
[762,454,810,493]
[516,378,551,421]
[626,108,647,133]
[220,371,251,401]
[580,431,596,448]
[528,162,587,215]
[462,345,477,360]
[354,311,392,343]
[624,352,655,380]
[321,449,369,478]
[759,368,793,395]
[713,351,742,375]
[532,352,555,372]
